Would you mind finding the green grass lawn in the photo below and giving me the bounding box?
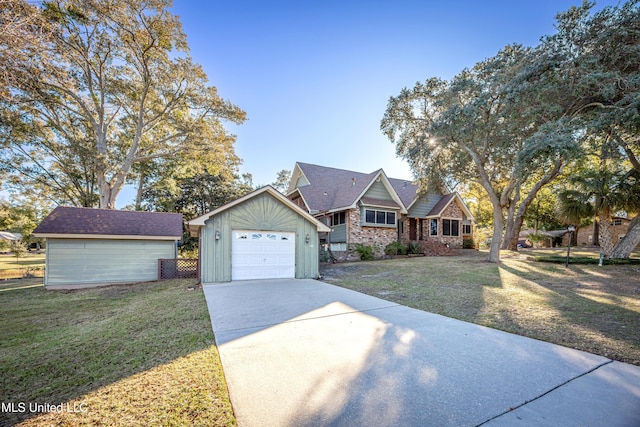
[321,249,640,366]
[0,279,235,427]
[524,247,640,264]
[0,253,45,279]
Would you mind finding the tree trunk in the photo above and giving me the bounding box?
[598,208,615,258]
[502,160,564,252]
[501,186,520,250]
[592,220,599,246]
[502,211,516,250]
[505,214,526,251]
[488,205,504,263]
[135,165,146,211]
[97,171,119,209]
[610,216,640,259]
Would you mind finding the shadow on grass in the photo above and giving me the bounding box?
[321,252,502,325]
[0,279,223,426]
[321,253,640,366]
[496,261,640,365]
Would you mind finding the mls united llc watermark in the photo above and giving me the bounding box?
[2,402,88,414]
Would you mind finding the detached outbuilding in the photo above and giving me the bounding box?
[33,207,183,290]
[186,185,331,282]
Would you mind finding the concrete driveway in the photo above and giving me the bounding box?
[203,279,640,427]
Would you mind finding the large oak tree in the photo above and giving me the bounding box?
[382,1,640,261]
[381,46,577,262]
[1,0,245,208]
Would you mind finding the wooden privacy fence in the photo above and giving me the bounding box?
[158,258,199,280]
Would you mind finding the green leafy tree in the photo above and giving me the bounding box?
[382,45,575,262]
[1,0,245,208]
[271,169,291,193]
[459,182,493,227]
[140,170,254,255]
[540,1,640,257]
[0,200,45,241]
[0,0,50,99]
[524,187,565,233]
[10,240,28,261]
[382,1,640,261]
[558,142,640,257]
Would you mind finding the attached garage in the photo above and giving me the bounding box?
[33,207,183,290]
[186,186,331,283]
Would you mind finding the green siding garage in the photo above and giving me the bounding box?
[187,186,331,283]
[45,239,176,288]
[33,207,183,290]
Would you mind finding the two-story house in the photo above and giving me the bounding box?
[286,162,474,260]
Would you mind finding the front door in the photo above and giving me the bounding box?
[409,219,417,241]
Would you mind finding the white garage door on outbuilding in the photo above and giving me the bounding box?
[186,185,331,283]
[231,230,295,280]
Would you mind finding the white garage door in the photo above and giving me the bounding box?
[231,230,296,280]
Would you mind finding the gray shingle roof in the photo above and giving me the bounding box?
[33,206,183,238]
[388,177,420,208]
[427,193,455,217]
[293,162,418,212]
[294,163,378,212]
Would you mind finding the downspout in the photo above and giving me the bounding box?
[197,228,202,281]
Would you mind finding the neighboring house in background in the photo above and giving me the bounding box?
[33,207,183,290]
[286,162,474,260]
[562,216,638,247]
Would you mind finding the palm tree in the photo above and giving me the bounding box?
[558,163,640,258]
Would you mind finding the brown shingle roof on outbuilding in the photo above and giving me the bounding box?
[33,206,183,239]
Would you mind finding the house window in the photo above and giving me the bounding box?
[430,219,438,236]
[328,243,347,251]
[332,211,346,225]
[387,212,396,225]
[365,210,375,223]
[443,219,460,236]
[364,209,396,226]
[613,219,622,226]
[462,224,472,235]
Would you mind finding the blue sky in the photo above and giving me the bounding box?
[136,0,619,206]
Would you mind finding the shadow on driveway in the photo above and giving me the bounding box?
[204,279,640,427]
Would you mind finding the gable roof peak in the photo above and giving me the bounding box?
[290,162,413,213]
[186,185,331,232]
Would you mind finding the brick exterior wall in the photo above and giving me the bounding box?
[399,202,464,253]
[329,208,398,261]
[574,226,595,246]
[429,202,464,249]
[327,201,467,260]
[564,219,632,247]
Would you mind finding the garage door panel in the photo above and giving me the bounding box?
[232,230,295,280]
